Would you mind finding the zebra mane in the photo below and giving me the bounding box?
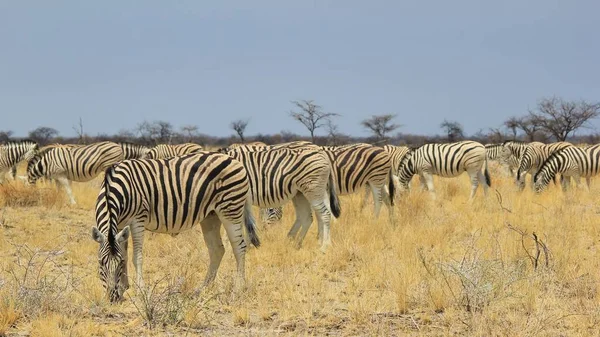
[104,166,119,255]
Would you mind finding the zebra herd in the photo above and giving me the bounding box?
[0,138,596,303]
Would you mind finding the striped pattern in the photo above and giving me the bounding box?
[27,141,124,204]
[222,145,341,251]
[397,141,491,200]
[516,142,573,189]
[485,143,518,177]
[383,145,411,177]
[91,152,259,303]
[119,142,150,159]
[322,143,395,222]
[534,144,600,193]
[0,140,38,183]
[147,143,203,159]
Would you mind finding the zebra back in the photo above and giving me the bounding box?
[147,143,203,159]
[119,142,150,159]
[517,141,572,179]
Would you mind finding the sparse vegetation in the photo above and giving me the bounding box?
[0,161,599,335]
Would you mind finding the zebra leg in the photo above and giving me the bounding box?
[130,222,146,289]
[573,175,581,190]
[419,174,428,191]
[8,166,17,180]
[121,239,130,290]
[468,171,479,200]
[380,184,395,226]
[287,194,312,245]
[477,170,489,196]
[310,198,332,252]
[56,177,76,205]
[221,218,247,290]
[370,183,383,218]
[360,184,371,211]
[585,177,591,191]
[199,214,225,287]
[422,172,436,200]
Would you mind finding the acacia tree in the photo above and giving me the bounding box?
[230,119,249,142]
[529,96,600,141]
[289,100,339,143]
[361,114,400,143]
[29,127,59,145]
[503,117,519,140]
[440,120,464,142]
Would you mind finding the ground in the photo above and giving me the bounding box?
[1,162,600,336]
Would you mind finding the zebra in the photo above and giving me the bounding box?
[91,152,260,303]
[147,143,203,159]
[27,141,124,204]
[485,143,518,177]
[321,143,395,223]
[0,140,38,183]
[220,145,341,251]
[382,144,411,191]
[219,141,317,227]
[119,142,150,159]
[397,141,491,200]
[516,141,573,190]
[533,144,600,193]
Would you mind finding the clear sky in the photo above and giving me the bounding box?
[1,1,599,139]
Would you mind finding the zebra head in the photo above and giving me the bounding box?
[533,171,549,194]
[91,226,130,303]
[26,154,45,185]
[397,151,414,191]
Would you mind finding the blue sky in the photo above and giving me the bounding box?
[1,1,599,138]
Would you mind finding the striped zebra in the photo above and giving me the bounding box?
[533,144,600,193]
[27,141,124,204]
[397,141,491,200]
[219,141,317,227]
[322,143,395,223]
[220,145,341,251]
[147,143,203,159]
[91,152,260,303]
[0,140,38,183]
[485,143,518,177]
[119,142,150,159]
[516,141,573,190]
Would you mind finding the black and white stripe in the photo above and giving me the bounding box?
[516,141,573,189]
[0,140,38,183]
[91,152,260,303]
[147,143,203,159]
[322,143,395,223]
[221,144,341,251]
[485,143,518,177]
[27,141,124,204]
[119,142,150,159]
[397,141,491,199]
[533,144,600,193]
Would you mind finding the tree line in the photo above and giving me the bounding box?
[2,96,599,147]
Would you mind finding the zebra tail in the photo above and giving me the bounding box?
[328,172,341,218]
[244,198,261,247]
[484,158,492,187]
[388,168,395,206]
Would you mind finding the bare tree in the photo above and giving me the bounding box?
[230,119,249,142]
[361,114,400,143]
[326,120,347,146]
[28,126,59,145]
[72,117,87,144]
[0,130,13,143]
[136,120,174,144]
[503,117,519,140]
[529,96,600,141]
[440,120,464,142]
[180,125,199,142]
[289,100,339,143]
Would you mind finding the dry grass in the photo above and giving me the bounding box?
[1,164,600,336]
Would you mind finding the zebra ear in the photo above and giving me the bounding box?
[92,227,105,243]
[116,226,130,244]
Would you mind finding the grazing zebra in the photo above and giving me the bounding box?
[0,140,39,183]
[119,142,150,159]
[27,141,124,204]
[485,143,518,177]
[384,144,411,178]
[534,144,600,193]
[91,152,260,303]
[397,141,491,200]
[516,142,573,190]
[322,143,395,223]
[220,145,341,251]
[147,143,203,159]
